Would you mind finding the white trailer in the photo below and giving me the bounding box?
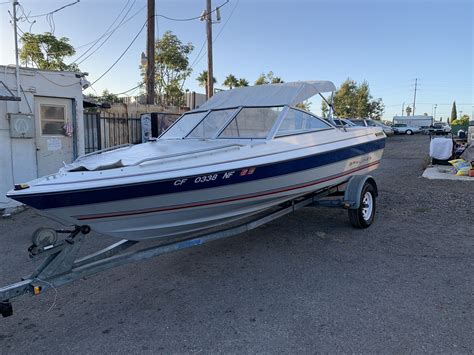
[393,115,433,128]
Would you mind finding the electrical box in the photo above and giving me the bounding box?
[140,112,181,142]
[140,113,153,143]
[8,113,35,138]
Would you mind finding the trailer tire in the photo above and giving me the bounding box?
[348,182,376,228]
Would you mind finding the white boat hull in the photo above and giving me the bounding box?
[36,148,383,240]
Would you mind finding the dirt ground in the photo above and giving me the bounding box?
[0,134,472,353]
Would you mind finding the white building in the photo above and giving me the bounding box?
[0,66,85,211]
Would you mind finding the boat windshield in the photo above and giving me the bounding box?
[275,108,331,136]
[160,106,331,140]
[160,111,209,139]
[187,109,236,138]
[219,107,283,139]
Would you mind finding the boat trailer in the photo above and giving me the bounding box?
[0,175,377,318]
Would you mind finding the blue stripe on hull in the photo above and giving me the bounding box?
[9,139,385,210]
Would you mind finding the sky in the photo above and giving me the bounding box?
[0,0,472,120]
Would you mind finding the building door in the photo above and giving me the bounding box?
[35,97,74,176]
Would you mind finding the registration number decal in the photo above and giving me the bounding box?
[173,168,256,187]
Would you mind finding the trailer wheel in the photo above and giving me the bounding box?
[31,228,57,247]
[348,182,376,228]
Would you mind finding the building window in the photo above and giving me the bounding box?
[40,104,66,135]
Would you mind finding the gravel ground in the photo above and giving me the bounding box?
[0,135,472,354]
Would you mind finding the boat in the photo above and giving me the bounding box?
[7,81,386,241]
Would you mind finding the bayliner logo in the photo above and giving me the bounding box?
[348,156,372,167]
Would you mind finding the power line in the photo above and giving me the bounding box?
[115,82,145,96]
[76,0,227,52]
[36,70,81,87]
[74,4,145,49]
[105,1,231,97]
[189,39,207,69]
[26,0,80,19]
[89,20,147,87]
[74,0,137,65]
[155,0,229,22]
[73,0,228,67]
[71,0,132,62]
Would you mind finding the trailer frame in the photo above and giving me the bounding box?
[0,175,378,318]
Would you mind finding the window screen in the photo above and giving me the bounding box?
[40,104,66,135]
[276,109,331,136]
[187,109,236,138]
[219,107,283,138]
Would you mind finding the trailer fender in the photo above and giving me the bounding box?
[344,175,378,209]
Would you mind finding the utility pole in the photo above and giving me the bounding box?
[206,0,214,99]
[412,78,418,116]
[12,0,20,104]
[401,102,405,116]
[433,104,437,120]
[146,0,155,105]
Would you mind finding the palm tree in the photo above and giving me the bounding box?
[236,78,249,87]
[223,74,238,89]
[255,72,284,85]
[196,70,217,98]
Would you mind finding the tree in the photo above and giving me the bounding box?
[450,101,457,123]
[321,79,385,119]
[295,101,311,111]
[141,31,194,106]
[223,74,238,89]
[254,71,284,85]
[405,106,412,116]
[268,71,284,84]
[451,114,470,126]
[19,32,78,71]
[101,89,123,104]
[368,98,385,120]
[196,70,217,98]
[254,73,267,85]
[236,78,249,87]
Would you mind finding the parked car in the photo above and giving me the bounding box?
[331,118,357,127]
[349,118,394,135]
[429,122,451,135]
[392,123,421,135]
